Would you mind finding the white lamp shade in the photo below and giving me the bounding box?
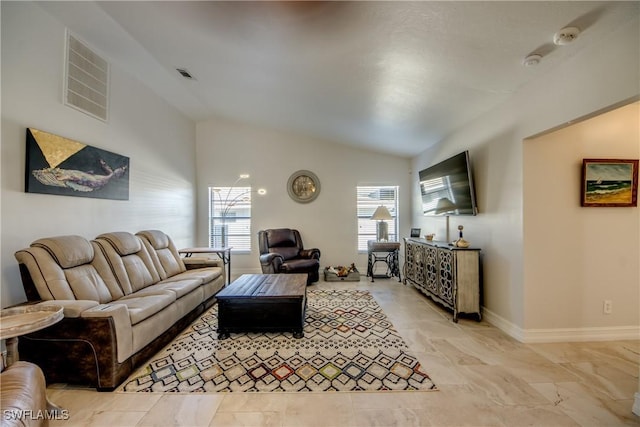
[434,198,457,215]
[371,205,392,221]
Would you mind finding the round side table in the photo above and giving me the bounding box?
[1,304,64,413]
[1,304,64,366]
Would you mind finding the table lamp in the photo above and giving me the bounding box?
[371,205,392,241]
[434,198,457,243]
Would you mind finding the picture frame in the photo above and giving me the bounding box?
[25,128,129,200]
[410,228,421,237]
[581,158,638,207]
[287,170,320,203]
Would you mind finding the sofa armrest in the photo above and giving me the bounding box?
[259,253,283,273]
[299,248,321,260]
[37,300,99,318]
[81,304,133,364]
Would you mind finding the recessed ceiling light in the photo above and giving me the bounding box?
[553,27,580,45]
[523,54,542,67]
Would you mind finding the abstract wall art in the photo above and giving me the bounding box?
[25,128,129,200]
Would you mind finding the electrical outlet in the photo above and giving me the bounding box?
[603,300,612,314]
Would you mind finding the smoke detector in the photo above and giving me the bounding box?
[553,27,580,45]
[523,54,542,67]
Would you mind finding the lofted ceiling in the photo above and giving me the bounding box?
[38,1,639,157]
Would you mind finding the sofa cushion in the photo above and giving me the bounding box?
[32,235,93,268]
[136,230,186,280]
[137,230,169,251]
[96,232,142,256]
[114,292,176,325]
[159,267,222,285]
[137,279,201,299]
[93,233,160,295]
[15,236,117,303]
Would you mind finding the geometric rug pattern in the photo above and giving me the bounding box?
[119,289,436,393]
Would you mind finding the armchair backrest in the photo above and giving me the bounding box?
[258,228,304,260]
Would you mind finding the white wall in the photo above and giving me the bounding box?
[524,102,639,331]
[1,2,197,307]
[196,117,411,276]
[411,15,639,341]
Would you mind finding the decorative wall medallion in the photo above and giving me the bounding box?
[287,170,320,203]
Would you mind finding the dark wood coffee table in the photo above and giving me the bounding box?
[216,274,307,339]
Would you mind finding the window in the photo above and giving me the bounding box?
[420,176,453,214]
[356,186,399,251]
[209,186,253,252]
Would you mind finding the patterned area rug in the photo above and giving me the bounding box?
[120,289,436,392]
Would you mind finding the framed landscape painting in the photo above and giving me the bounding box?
[581,159,638,207]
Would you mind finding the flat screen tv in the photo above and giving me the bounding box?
[419,150,478,216]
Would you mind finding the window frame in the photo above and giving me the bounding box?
[356,185,399,252]
[208,186,253,253]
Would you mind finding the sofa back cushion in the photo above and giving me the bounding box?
[94,232,160,295]
[136,230,186,280]
[14,235,120,303]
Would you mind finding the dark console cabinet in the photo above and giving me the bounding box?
[404,238,481,322]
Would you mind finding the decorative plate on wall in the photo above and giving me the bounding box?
[287,170,320,203]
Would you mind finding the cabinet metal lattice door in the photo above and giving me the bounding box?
[424,245,439,295]
[437,249,455,305]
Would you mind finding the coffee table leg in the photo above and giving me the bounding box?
[293,330,304,339]
[217,331,230,340]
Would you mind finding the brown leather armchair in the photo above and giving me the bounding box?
[258,228,321,285]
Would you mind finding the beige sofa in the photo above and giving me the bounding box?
[14,230,224,390]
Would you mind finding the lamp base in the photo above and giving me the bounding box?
[376,221,389,241]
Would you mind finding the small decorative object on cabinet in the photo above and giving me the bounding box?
[404,237,481,322]
[454,225,470,248]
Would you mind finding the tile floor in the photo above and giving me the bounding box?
[47,278,639,427]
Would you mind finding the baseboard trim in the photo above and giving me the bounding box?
[482,307,640,343]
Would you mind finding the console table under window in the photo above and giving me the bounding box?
[367,240,401,282]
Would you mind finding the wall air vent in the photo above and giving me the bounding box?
[64,31,109,122]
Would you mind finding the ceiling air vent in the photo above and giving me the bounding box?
[176,68,194,79]
[64,31,109,122]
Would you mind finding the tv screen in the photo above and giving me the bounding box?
[419,151,478,216]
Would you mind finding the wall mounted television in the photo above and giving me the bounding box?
[419,150,478,216]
